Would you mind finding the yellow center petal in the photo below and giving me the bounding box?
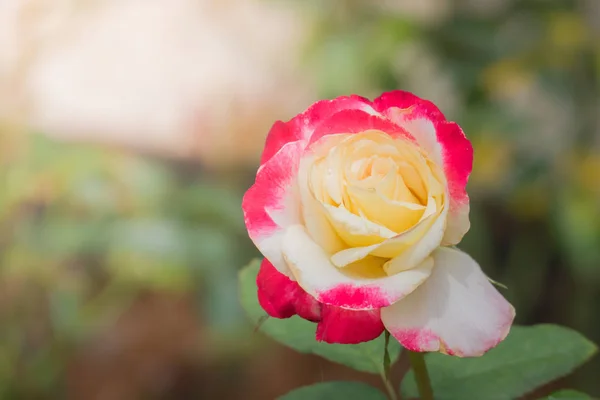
[299,129,447,278]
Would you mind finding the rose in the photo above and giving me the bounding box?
[242,91,515,356]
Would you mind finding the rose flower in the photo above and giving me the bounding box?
[243,91,515,357]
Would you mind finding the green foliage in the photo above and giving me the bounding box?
[401,325,598,400]
[0,135,256,397]
[278,382,387,400]
[239,260,401,375]
[543,389,593,399]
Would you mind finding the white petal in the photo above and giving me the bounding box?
[396,116,443,167]
[243,141,304,278]
[281,224,433,310]
[442,201,471,246]
[381,247,515,357]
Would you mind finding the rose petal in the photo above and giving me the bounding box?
[374,90,446,121]
[323,203,396,247]
[346,184,425,234]
[444,198,470,246]
[316,307,384,344]
[381,247,515,357]
[436,121,472,244]
[298,155,346,254]
[330,197,441,270]
[281,224,433,309]
[257,259,382,344]
[257,258,321,321]
[374,91,473,245]
[260,95,374,165]
[308,109,412,147]
[259,120,300,166]
[382,195,448,275]
[242,141,303,277]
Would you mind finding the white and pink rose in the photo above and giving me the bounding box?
[242,90,515,356]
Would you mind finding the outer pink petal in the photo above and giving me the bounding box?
[242,141,304,277]
[373,90,473,245]
[435,121,472,244]
[259,121,300,166]
[308,109,413,147]
[316,307,384,344]
[257,259,321,321]
[381,247,515,357]
[260,95,375,166]
[257,259,384,344]
[374,90,446,120]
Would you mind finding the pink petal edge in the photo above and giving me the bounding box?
[260,95,374,166]
[242,140,304,275]
[373,90,473,242]
[256,259,385,344]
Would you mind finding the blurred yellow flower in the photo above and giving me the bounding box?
[470,136,513,191]
[547,12,589,50]
[577,154,600,197]
[482,59,533,100]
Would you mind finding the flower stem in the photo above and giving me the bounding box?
[382,376,399,400]
[381,331,399,400]
[408,351,434,400]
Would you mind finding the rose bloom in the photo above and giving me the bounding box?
[242,91,515,356]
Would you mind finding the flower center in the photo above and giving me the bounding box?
[309,130,440,235]
[302,130,447,279]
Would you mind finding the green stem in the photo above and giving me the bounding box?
[381,331,399,400]
[408,351,434,400]
[382,376,399,400]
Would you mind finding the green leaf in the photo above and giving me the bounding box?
[239,260,401,375]
[278,382,387,400]
[401,325,597,400]
[543,389,592,399]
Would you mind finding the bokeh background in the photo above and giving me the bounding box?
[0,0,599,399]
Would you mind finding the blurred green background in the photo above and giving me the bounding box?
[0,0,599,398]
